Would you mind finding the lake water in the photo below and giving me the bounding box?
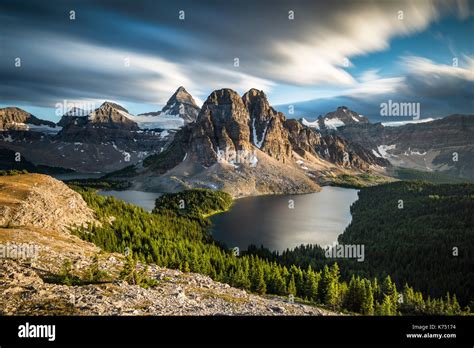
[96,186,359,252]
[98,190,162,212]
[210,187,359,252]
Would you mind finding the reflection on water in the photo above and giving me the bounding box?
[210,186,359,252]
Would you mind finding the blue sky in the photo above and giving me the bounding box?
[0,0,473,122]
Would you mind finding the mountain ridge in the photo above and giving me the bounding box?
[118,88,389,197]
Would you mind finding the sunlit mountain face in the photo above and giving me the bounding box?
[1,0,472,122]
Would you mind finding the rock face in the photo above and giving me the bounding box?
[336,114,474,179]
[126,88,387,196]
[190,89,252,166]
[147,89,382,171]
[285,119,388,169]
[137,86,201,127]
[0,174,96,232]
[0,102,171,173]
[160,89,382,167]
[243,89,292,162]
[0,107,57,131]
[58,102,139,138]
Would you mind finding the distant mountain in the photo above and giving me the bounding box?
[134,86,200,129]
[275,94,474,123]
[161,86,200,123]
[334,114,474,179]
[116,88,387,197]
[0,103,171,173]
[58,101,138,133]
[302,106,369,130]
[4,87,469,183]
[0,107,59,134]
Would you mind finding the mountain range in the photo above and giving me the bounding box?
[116,88,390,196]
[1,86,472,195]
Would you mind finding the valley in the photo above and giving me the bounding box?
[1,86,472,317]
[0,172,470,316]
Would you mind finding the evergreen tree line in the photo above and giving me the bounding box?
[71,187,469,315]
[245,181,473,308]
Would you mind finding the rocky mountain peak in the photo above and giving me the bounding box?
[203,88,243,107]
[242,89,271,114]
[242,88,291,161]
[55,101,138,144]
[63,106,88,117]
[188,88,252,166]
[307,106,369,131]
[165,87,196,107]
[161,87,200,123]
[99,101,129,113]
[0,107,56,131]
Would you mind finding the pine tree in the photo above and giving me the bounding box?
[120,252,139,285]
[288,274,297,296]
[382,275,398,314]
[304,266,319,301]
[250,264,267,295]
[377,294,396,315]
[319,263,340,309]
[361,279,374,315]
[270,267,287,295]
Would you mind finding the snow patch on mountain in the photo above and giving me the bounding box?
[252,119,269,149]
[381,118,435,127]
[404,147,427,156]
[376,144,397,159]
[26,124,62,135]
[372,149,382,158]
[301,118,320,129]
[324,117,345,130]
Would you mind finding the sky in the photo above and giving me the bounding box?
[0,0,473,122]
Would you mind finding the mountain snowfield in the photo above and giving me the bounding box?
[380,118,436,127]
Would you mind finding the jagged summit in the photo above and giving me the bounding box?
[160,86,200,123]
[128,87,386,196]
[136,87,200,127]
[149,88,384,169]
[99,101,129,113]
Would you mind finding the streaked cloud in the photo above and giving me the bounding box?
[0,0,472,119]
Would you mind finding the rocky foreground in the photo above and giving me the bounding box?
[0,174,334,316]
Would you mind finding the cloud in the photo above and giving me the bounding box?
[402,55,474,81]
[0,0,471,114]
[262,1,441,86]
[400,55,474,98]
